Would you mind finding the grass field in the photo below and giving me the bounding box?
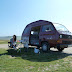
[0,40,9,44]
[0,40,20,44]
[0,48,72,72]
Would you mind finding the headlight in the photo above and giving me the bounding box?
[60,35,62,38]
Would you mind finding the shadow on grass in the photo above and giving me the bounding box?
[0,47,72,62]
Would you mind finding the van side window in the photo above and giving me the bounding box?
[42,24,54,32]
[24,27,30,34]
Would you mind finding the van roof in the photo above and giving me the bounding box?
[26,20,53,27]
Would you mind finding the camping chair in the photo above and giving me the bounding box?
[8,41,22,53]
[8,42,16,48]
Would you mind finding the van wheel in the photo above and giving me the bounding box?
[57,46,64,51]
[42,42,50,52]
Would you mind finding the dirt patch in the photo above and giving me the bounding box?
[0,44,8,49]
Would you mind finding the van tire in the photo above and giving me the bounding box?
[57,46,64,51]
[42,42,50,52]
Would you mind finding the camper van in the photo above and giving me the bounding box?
[21,20,72,52]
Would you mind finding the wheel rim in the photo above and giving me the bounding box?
[42,44,47,51]
[57,46,64,51]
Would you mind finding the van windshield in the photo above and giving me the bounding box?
[53,23,69,32]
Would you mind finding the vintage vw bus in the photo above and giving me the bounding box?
[21,20,72,52]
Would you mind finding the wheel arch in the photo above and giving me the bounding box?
[41,41,49,46]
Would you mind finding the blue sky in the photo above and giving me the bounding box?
[0,0,72,36]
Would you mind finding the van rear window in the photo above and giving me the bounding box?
[42,24,54,32]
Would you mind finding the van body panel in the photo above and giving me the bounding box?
[39,30,56,47]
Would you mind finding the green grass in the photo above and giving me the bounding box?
[0,48,72,72]
[0,40,9,44]
[0,40,20,44]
